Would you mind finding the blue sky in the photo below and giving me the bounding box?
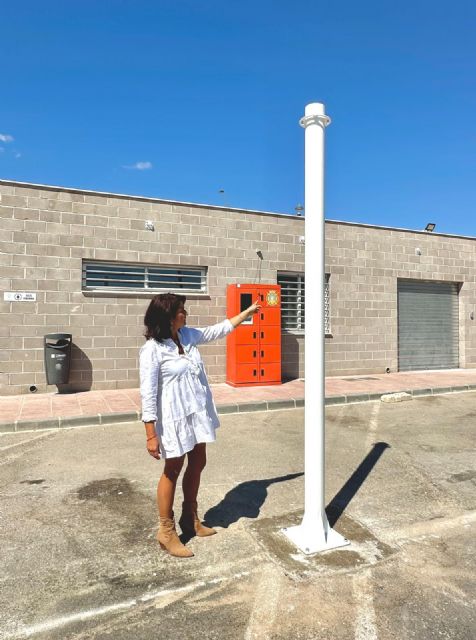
[1,1,475,235]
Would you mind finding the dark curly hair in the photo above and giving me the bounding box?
[144,293,186,342]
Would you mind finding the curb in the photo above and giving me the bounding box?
[325,384,476,406]
[1,385,475,434]
[0,411,141,434]
[0,399,304,434]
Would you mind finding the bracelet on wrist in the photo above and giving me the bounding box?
[147,436,157,441]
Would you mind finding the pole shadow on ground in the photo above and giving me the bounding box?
[326,441,390,527]
[183,442,389,542]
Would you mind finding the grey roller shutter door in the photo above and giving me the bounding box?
[398,279,459,371]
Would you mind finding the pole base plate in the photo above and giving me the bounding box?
[281,523,349,555]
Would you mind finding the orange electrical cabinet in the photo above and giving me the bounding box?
[226,284,282,386]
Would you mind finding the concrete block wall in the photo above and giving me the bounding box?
[325,221,476,375]
[2,179,475,394]
[0,181,305,395]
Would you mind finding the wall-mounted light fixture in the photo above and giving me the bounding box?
[255,250,264,284]
[425,223,436,232]
[295,204,304,217]
[145,220,155,231]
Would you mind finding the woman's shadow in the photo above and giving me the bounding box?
[179,472,303,543]
[180,441,390,542]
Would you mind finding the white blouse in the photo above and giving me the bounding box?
[139,319,234,457]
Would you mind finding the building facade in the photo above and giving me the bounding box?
[325,221,476,375]
[0,179,475,396]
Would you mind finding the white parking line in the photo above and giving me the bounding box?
[354,403,381,635]
[8,599,139,639]
[244,564,282,640]
[353,568,378,640]
[365,402,381,450]
[5,570,252,638]
[0,432,55,452]
[387,510,476,542]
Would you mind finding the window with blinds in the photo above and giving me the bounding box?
[324,273,330,334]
[277,273,330,334]
[82,262,207,293]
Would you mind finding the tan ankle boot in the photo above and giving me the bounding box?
[157,514,194,558]
[179,501,217,537]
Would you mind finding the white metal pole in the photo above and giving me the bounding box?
[282,102,349,554]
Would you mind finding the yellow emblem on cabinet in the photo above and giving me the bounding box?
[266,290,280,306]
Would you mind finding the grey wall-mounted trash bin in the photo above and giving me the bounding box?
[44,333,72,385]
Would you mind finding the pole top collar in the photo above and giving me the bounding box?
[300,102,331,128]
[299,113,331,128]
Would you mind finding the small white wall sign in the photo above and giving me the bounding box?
[4,292,37,302]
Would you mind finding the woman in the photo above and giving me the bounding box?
[140,292,260,558]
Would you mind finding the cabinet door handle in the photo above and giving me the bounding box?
[253,369,257,377]
[261,350,264,358]
[260,331,264,339]
[253,350,256,358]
[260,294,264,301]
[260,313,264,320]
[261,369,264,376]
[253,331,256,339]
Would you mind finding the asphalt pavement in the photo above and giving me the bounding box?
[0,393,475,639]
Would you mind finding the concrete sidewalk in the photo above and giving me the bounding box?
[1,369,476,433]
[0,369,476,433]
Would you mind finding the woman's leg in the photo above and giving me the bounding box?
[179,443,216,537]
[157,454,194,557]
[182,443,207,503]
[157,455,185,518]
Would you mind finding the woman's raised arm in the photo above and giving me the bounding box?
[187,300,261,345]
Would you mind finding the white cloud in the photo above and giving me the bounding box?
[123,161,153,170]
[0,133,14,143]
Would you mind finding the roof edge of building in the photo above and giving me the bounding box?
[0,178,299,220]
[2,178,473,241]
[326,218,476,242]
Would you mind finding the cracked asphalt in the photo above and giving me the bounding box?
[0,393,475,639]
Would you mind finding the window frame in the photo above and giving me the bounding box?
[277,272,331,336]
[278,272,306,334]
[82,260,208,297]
[324,273,331,336]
